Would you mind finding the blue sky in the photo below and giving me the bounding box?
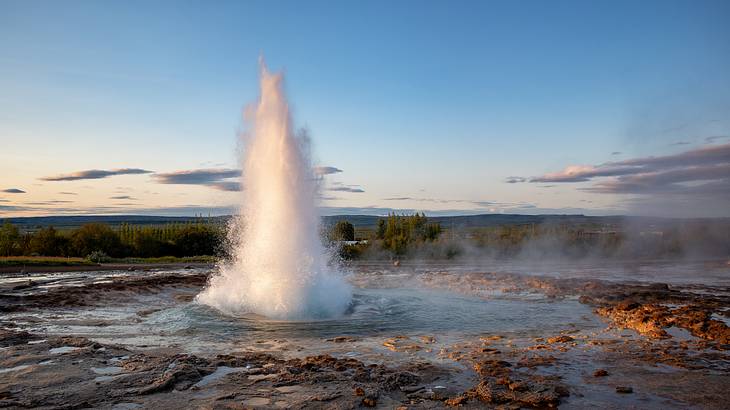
[1,0,729,217]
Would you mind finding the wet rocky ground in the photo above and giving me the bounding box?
[1,262,729,409]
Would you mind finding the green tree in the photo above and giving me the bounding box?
[70,223,124,257]
[132,229,166,257]
[376,219,386,240]
[378,213,442,255]
[330,220,355,241]
[29,226,68,256]
[0,221,20,256]
[174,225,220,256]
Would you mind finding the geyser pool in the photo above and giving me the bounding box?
[196,63,351,319]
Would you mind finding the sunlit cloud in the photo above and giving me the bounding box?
[209,181,241,192]
[522,142,730,216]
[314,166,343,175]
[41,168,152,181]
[152,168,241,191]
[530,143,730,184]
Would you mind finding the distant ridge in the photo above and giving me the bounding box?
[4,215,220,231]
[5,213,722,231]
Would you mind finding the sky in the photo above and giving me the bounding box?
[1,0,729,218]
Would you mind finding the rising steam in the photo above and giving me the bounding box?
[197,62,352,319]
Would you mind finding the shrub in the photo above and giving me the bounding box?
[329,220,355,242]
[71,223,124,257]
[86,250,112,263]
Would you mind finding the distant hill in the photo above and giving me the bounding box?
[5,213,716,232]
[4,215,226,231]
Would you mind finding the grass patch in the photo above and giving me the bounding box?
[0,256,96,266]
[0,255,216,266]
[107,256,217,264]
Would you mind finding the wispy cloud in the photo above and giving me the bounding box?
[329,186,365,193]
[381,197,539,211]
[669,141,690,146]
[383,197,474,204]
[611,151,622,156]
[530,143,730,184]
[58,192,77,195]
[0,204,236,217]
[152,168,241,191]
[2,188,25,193]
[110,195,137,200]
[318,205,616,217]
[523,142,730,216]
[314,166,343,175]
[41,168,152,181]
[23,200,74,205]
[504,176,527,183]
[706,135,729,143]
[209,181,241,192]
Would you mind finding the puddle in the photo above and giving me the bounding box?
[91,366,123,375]
[109,355,130,363]
[192,366,246,388]
[711,313,730,326]
[49,346,81,355]
[0,364,31,374]
[666,327,695,341]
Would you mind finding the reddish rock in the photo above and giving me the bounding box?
[547,335,574,344]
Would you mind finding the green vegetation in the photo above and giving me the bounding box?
[375,213,442,255]
[106,256,216,264]
[329,220,355,242]
[0,256,95,267]
[2,213,728,264]
[331,215,730,260]
[0,220,224,260]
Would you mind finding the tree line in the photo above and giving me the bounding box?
[0,221,224,259]
[4,214,723,261]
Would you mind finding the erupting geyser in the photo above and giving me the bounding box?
[197,62,352,319]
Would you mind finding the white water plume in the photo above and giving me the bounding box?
[197,62,351,319]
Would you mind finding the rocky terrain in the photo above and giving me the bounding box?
[1,265,729,409]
